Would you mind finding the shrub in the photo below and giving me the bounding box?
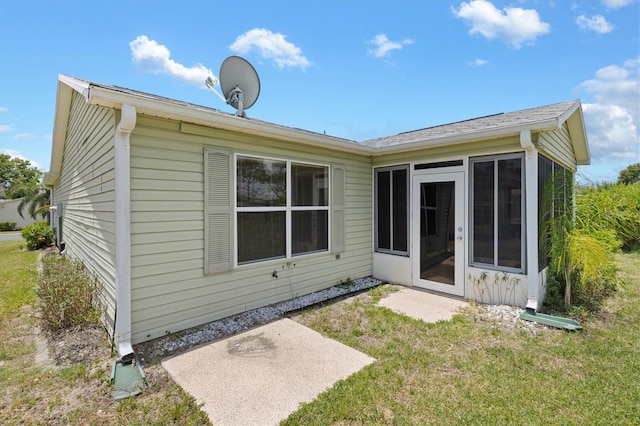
[576,183,640,252]
[38,255,103,331]
[21,222,55,250]
[542,172,620,311]
[0,221,17,231]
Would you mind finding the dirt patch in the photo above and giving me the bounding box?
[1,305,187,425]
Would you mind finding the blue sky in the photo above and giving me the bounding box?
[1,0,638,183]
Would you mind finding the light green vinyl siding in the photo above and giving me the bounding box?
[537,123,577,171]
[129,116,372,343]
[52,91,117,332]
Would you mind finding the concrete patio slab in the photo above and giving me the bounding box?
[378,287,469,322]
[162,318,375,426]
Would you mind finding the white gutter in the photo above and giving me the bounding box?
[84,85,372,156]
[114,104,136,361]
[521,130,540,312]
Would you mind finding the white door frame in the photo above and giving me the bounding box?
[412,171,465,296]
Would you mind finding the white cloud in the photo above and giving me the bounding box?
[14,133,35,141]
[130,35,214,86]
[230,28,310,70]
[577,58,640,165]
[579,59,640,121]
[601,0,636,9]
[576,15,614,33]
[582,103,638,160]
[468,58,489,66]
[453,0,551,48]
[0,107,8,112]
[367,34,414,58]
[0,124,13,133]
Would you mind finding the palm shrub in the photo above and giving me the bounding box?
[541,171,618,309]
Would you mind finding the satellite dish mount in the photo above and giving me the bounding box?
[205,56,260,118]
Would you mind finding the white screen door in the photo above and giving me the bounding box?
[412,172,465,296]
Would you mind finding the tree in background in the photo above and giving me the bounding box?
[0,153,49,220]
[0,153,42,199]
[617,163,640,185]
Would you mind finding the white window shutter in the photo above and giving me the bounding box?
[332,165,346,253]
[204,147,233,274]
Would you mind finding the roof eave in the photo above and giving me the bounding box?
[371,120,561,155]
[84,84,372,156]
[45,76,77,185]
[565,104,591,165]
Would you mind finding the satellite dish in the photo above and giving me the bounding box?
[205,56,260,118]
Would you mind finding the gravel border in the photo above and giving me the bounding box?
[135,277,383,363]
[135,277,557,363]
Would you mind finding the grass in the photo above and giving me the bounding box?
[0,240,210,425]
[286,253,640,425]
[1,239,639,424]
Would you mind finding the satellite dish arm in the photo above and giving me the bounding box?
[205,77,227,103]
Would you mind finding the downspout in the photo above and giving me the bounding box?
[521,130,539,312]
[115,104,136,362]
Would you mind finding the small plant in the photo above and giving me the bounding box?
[337,277,354,289]
[469,271,520,305]
[38,255,103,331]
[0,221,17,231]
[21,222,55,250]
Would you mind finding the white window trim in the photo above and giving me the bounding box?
[469,153,526,274]
[234,153,331,267]
[374,164,409,256]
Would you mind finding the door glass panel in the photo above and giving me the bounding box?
[419,182,455,285]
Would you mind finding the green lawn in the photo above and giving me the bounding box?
[287,253,640,425]
[1,239,639,425]
[0,241,209,425]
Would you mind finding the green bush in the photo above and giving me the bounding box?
[542,172,621,312]
[0,222,17,231]
[576,183,640,252]
[20,222,55,250]
[38,255,103,331]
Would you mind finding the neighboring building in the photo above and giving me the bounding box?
[44,74,589,360]
[0,198,38,230]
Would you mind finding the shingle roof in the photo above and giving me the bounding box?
[362,100,580,148]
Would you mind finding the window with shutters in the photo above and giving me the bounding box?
[236,155,330,265]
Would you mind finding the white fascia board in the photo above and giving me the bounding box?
[566,107,591,165]
[46,78,77,185]
[371,120,561,156]
[84,85,373,156]
[58,74,91,99]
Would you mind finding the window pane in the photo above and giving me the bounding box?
[497,158,522,268]
[538,156,553,271]
[292,210,328,255]
[292,164,328,206]
[473,161,494,264]
[237,157,286,207]
[376,171,391,250]
[392,169,408,252]
[237,212,285,263]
